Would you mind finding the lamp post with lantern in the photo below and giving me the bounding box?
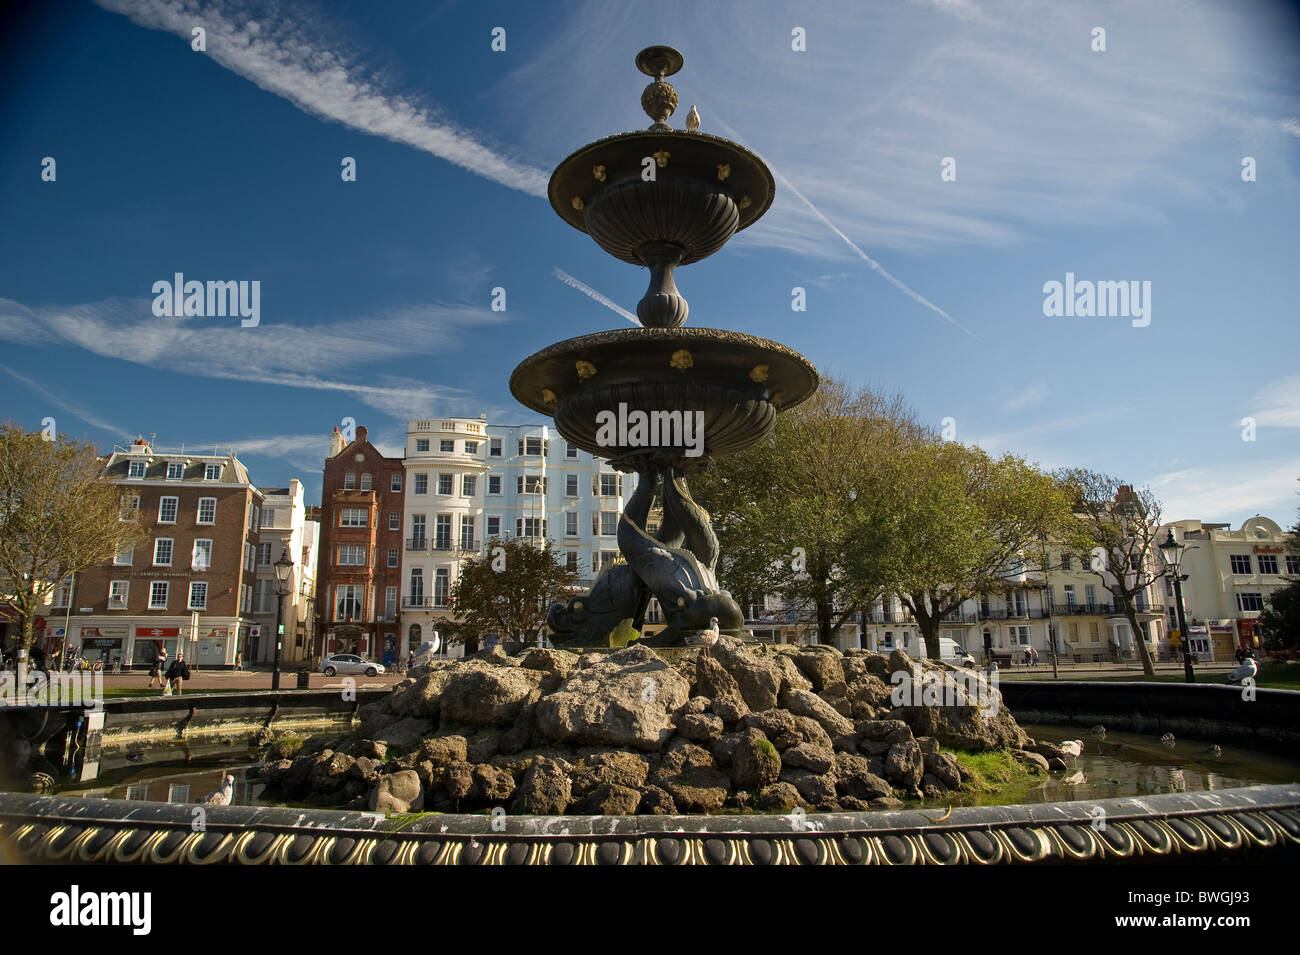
[271,548,294,690]
[1159,529,1195,684]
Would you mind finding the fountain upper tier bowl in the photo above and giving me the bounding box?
[549,131,775,267]
[509,326,818,467]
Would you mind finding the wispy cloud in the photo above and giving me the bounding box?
[1248,374,1300,429]
[553,268,640,326]
[1149,460,1300,522]
[0,297,489,418]
[93,0,549,196]
[1003,381,1050,413]
[0,363,133,439]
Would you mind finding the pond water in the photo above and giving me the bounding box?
[43,722,1300,814]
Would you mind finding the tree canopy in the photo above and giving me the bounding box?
[438,536,578,650]
[690,380,929,644]
[0,423,145,657]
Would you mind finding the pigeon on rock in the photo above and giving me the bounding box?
[1058,739,1083,759]
[685,105,700,132]
[195,774,235,807]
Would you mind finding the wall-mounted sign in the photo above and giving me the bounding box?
[1252,545,1283,554]
[134,626,181,638]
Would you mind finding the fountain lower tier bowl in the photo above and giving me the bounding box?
[509,327,818,467]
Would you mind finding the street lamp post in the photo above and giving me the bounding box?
[272,548,294,690]
[1159,529,1194,684]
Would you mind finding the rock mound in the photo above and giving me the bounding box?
[261,639,1026,816]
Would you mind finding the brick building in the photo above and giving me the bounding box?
[60,438,264,670]
[316,425,404,664]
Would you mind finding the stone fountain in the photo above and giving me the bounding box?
[510,46,818,647]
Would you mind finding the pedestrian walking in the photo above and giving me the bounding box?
[166,652,191,695]
[148,648,168,688]
[234,650,243,672]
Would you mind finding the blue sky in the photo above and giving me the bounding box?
[1,0,1298,525]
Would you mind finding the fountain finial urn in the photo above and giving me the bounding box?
[547,47,775,329]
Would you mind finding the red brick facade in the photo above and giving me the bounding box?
[316,426,404,663]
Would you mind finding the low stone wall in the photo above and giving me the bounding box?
[1000,682,1300,755]
[2,784,1297,864]
[94,688,389,746]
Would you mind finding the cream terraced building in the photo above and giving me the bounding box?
[1158,516,1294,661]
[398,417,627,658]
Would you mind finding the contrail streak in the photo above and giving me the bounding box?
[553,268,641,326]
[702,107,978,340]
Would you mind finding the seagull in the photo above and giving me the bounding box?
[195,774,235,807]
[1059,740,1083,759]
[1062,770,1086,786]
[1212,744,1222,758]
[685,617,721,658]
[1160,733,1175,748]
[1226,657,1257,685]
[685,105,701,132]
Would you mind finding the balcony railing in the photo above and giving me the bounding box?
[406,538,427,552]
[978,608,1046,620]
[866,611,915,624]
[403,596,449,610]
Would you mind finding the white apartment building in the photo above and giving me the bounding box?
[856,544,1168,664]
[1159,516,1293,660]
[399,418,625,657]
[250,480,319,665]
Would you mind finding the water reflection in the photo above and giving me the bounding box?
[50,723,1300,812]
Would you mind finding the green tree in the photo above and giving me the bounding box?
[1259,492,1300,652]
[0,423,145,668]
[690,380,929,645]
[1055,469,1167,676]
[889,443,1082,660]
[438,537,578,650]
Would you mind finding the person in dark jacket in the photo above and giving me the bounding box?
[166,652,191,695]
[149,648,168,688]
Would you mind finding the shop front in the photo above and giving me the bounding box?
[1237,618,1260,651]
[130,626,181,670]
[197,627,230,668]
[82,625,130,669]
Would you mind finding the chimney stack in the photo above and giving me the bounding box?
[356,425,368,443]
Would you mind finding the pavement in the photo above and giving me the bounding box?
[91,667,409,693]
[79,659,1239,693]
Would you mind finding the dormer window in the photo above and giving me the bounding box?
[127,461,146,479]
[166,462,184,480]
[204,464,222,480]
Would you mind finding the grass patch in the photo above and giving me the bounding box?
[273,734,306,759]
[947,749,1045,795]
[1073,662,1299,690]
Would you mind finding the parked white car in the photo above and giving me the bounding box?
[321,654,385,677]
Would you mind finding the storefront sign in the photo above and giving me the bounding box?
[134,627,181,638]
